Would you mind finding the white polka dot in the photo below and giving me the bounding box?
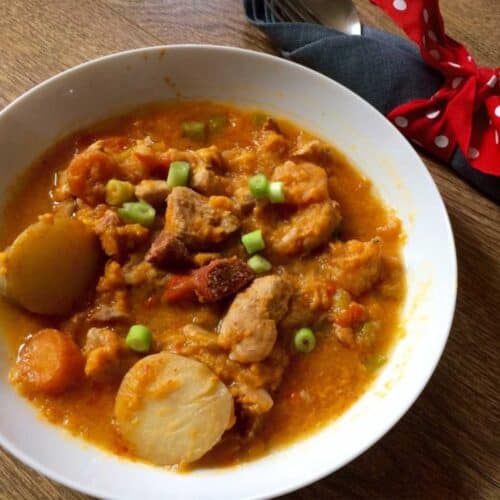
[452,77,463,89]
[467,147,479,160]
[393,0,407,11]
[423,8,429,23]
[434,135,449,148]
[430,49,440,60]
[395,116,408,128]
[467,55,472,62]
[428,30,437,42]
[448,61,461,68]
[495,105,500,117]
[486,75,497,88]
[495,129,499,145]
[426,109,441,119]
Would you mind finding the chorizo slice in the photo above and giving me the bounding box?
[193,257,255,303]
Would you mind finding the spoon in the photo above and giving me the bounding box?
[265,0,362,36]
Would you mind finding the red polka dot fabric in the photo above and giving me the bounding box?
[371,0,499,175]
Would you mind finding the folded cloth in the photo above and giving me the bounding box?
[244,0,500,203]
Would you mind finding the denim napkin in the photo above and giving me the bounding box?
[244,0,500,202]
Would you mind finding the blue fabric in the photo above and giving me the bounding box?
[244,0,499,202]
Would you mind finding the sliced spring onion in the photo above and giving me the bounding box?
[241,229,265,255]
[167,161,191,188]
[247,254,272,274]
[248,174,269,198]
[267,181,285,203]
[363,353,387,372]
[105,179,135,206]
[294,328,316,353]
[208,115,227,133]
[182,121,206,141]
[117,201,156,227]
[126,324,153,353]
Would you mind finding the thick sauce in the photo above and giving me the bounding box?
[0,101,405,468]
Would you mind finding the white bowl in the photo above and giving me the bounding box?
[0,45,456,499]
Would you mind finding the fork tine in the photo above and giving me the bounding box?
[294,0,323,24]
[263,0,273,22]
[278,0,320,24]
[271,0,301,23]
[265,0,285,22]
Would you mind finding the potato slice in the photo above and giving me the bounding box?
[115,352,234,466]
[0,215,101,315]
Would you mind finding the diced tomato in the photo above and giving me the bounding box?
[348,302,367,323]
[335,309,353,328]
[334,302,367,327]
[161,275,197,302]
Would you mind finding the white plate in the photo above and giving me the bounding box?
[0,45,457,500]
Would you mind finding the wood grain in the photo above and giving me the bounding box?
[0,0,499,499]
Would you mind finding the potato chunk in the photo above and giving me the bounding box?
[0,216,101,315]
[115,352,234,465]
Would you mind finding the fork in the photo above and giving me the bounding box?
[250,0,362,36]
[264,0,323,24]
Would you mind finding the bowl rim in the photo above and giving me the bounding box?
[0,43,457,500]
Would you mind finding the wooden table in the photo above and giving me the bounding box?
[0,1,498,498]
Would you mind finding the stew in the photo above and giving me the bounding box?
[0,101,405,468]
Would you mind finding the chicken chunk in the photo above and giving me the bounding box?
[272,160,329,205]
[232,384,273,414]
[83,327,137,383]
[291,138,332,164]
[135,180,170,206]
[328,238,383,296]
[256,119,289,160]
[145,231,192,268]
[165,187,240,249]
[161,324,289,415]
[115,352,234,465]
[218,275,292,363]
[164,146,226,195]
[88,290,130,322]
[267,200,341,257]
[92,209,150,258]
[280,277,333,333]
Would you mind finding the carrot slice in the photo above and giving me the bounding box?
[67,150,120,205]
[15,329,84,395]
